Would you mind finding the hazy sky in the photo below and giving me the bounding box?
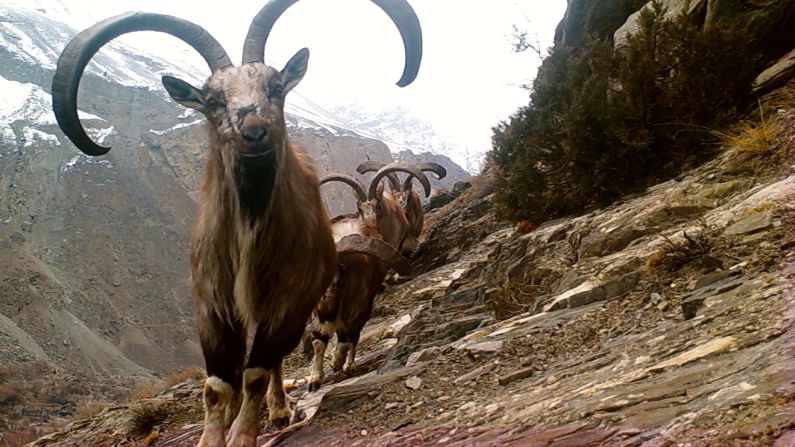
[23,0,568,167]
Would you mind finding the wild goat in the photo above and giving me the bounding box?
[50,2,421,446]
[326,163,431,250]
[357,161,447,253]
[307,172,416,391]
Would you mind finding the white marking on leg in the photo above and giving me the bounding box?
[332,342,352,371]
[343,343,356,372]
[198,376,234,447]
[308,339,327,387]
[227,368,269,447]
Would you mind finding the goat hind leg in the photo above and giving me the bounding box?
[331,331,353,372]
[308,321,334,391]
[307,329,330,392]
[266,360,292,428]
[339,330,361,373]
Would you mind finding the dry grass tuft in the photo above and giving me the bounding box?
[72,399,110,420]
[644,221,723,275]
[126,400,168,437]
[0,428,43,447]
[163,366,205,388]
[714,100,781,154]
[127,378,166,401]
[485,281,546,320]
[127,367,204,403]
[0,384,22,407]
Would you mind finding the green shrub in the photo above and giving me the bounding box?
[490,1,765,222]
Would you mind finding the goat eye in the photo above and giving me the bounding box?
[270,84,284,97]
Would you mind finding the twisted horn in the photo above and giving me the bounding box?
[52,12,232,156]
[368,163,430,200]
[242,0,422,86]
[402,162,446,196]
[336,234,411,275]
[320,173,367,203]
[356,161,400,192]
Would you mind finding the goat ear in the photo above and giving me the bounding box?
[162,76,206,113]
[280,48,309,94]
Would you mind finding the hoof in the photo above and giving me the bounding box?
[197,427,225,447]
[307,381,321,392]
[226,421,258,447]
[270,416,291,429]
[292,407,306,424]
[226,432,256,447]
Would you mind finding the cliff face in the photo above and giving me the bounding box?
[554,0,648,46]
[557,0,795,62]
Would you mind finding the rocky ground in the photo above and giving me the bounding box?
[18,85,795,446]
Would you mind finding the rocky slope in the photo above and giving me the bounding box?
[25,66,795,447]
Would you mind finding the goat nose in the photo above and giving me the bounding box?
[241,126,267,143]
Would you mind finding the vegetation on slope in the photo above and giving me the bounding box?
[489,1,771,223]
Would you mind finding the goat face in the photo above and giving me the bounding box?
[355,161,446,253]
[162,49,307,163]
[321,164,430,248]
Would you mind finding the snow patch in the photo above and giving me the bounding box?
[62,154,111,172]
[149,119,204,135]
[287,116,341,136]
[63,155,84,172]
[87,126,115,144]
[22,128,60,147]
[0,75,106,141]
[0,21,57,69]
[178,108,196,119]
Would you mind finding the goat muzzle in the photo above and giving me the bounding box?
[238,116,273,156]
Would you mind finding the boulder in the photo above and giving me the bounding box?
[614,0,795,60]
[614,0,707,49]
[753,48,795,95]
[556,0,649,47]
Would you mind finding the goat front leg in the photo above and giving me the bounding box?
[229,321,301,440]
[195,306,245,447]
[226,368,269,447]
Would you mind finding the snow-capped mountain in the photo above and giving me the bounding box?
[330,103,479,172]
[0,4,353,136]
[2,2,475,171]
